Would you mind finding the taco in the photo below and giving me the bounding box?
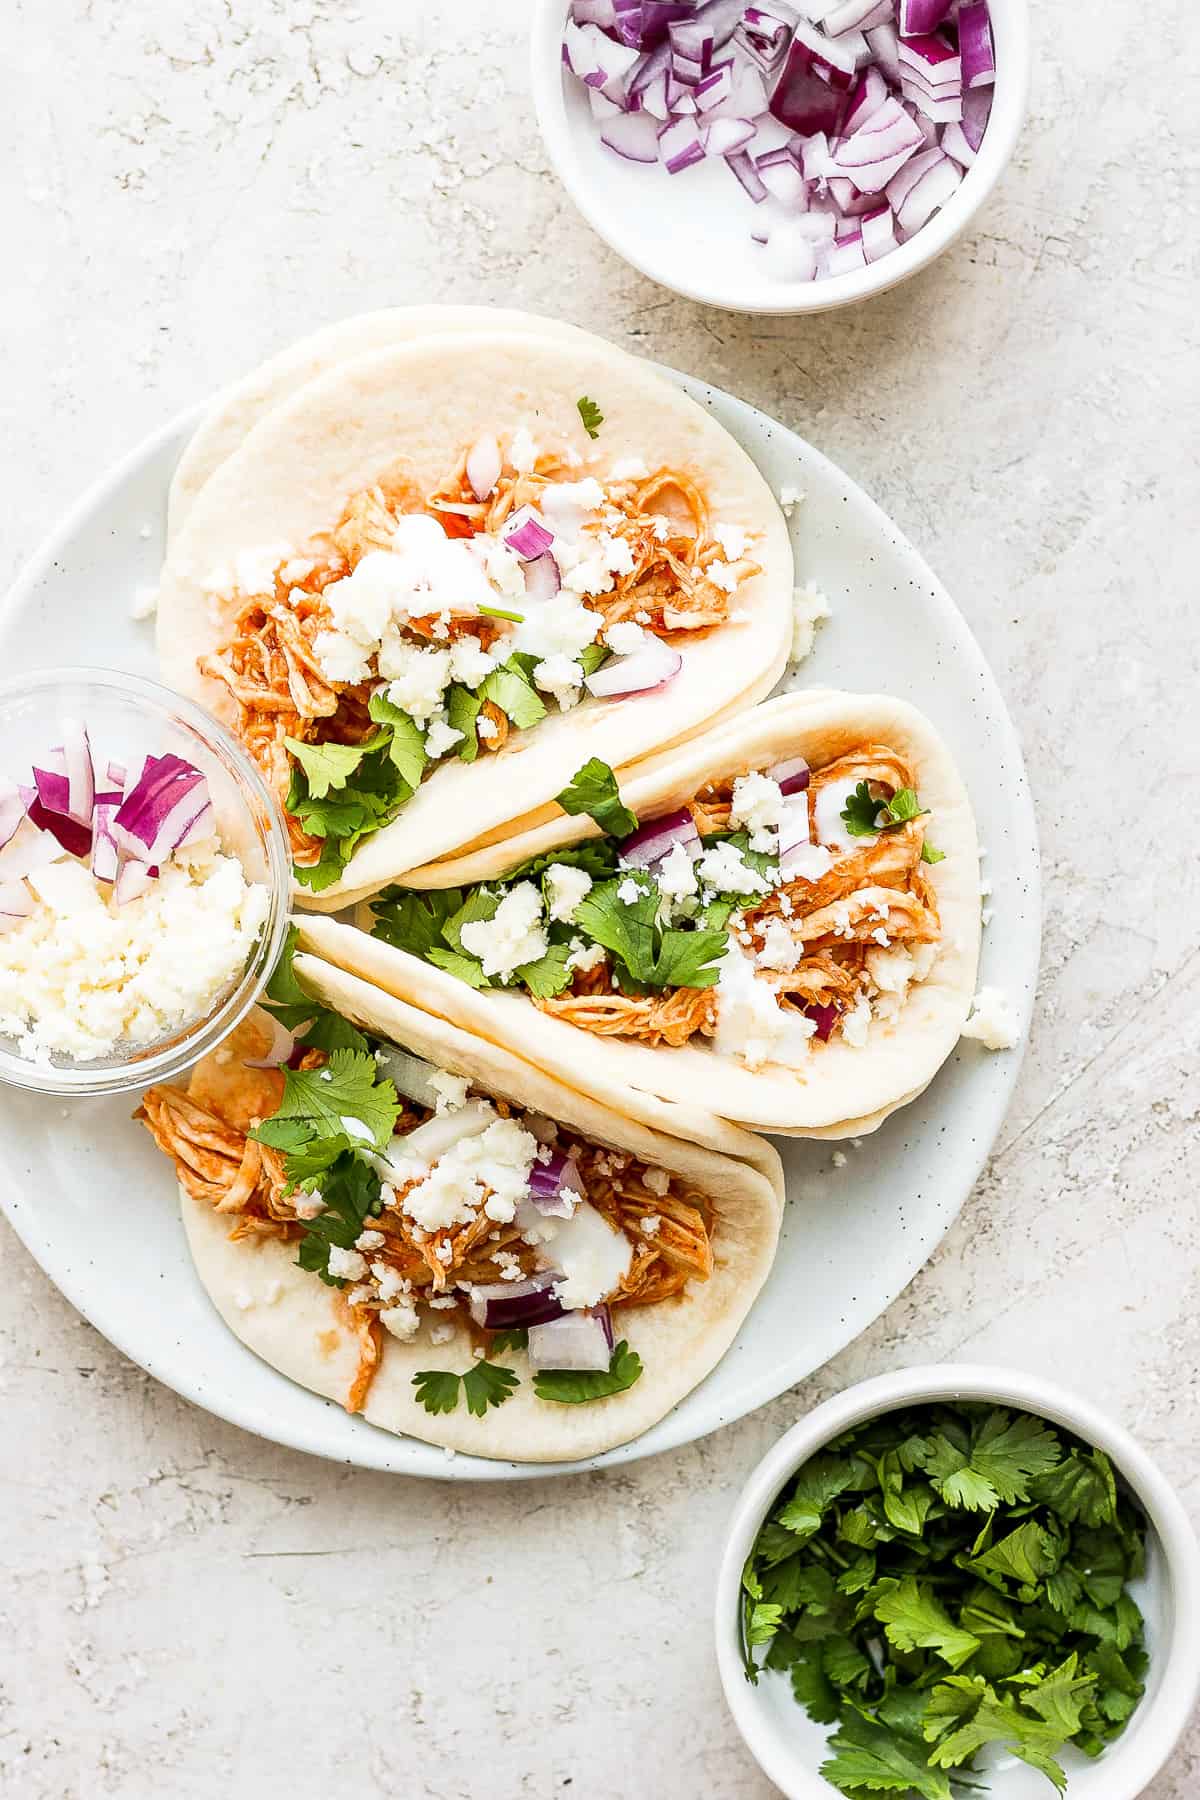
[156,331,794,908]
[137,937,782,1462]
[302,691,981,1137]
[166,306,600,542]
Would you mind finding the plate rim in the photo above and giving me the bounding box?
[0,374,1041,1480]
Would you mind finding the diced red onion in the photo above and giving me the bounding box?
[112,754,209,868]
[469,1274,566,1332]
[528,1148,586,1217]
[105,759,127,789]
[565,0,992,282]
[898,0,952,32]
[703,114,758,157]
[28,797,91,859]
[523,551,561,603]
[958,0,995,88]
[0,815,68,881]
[726,145,769,201]
[619,806,701,869]
[91,796,121,883]
[502,506,556,561]
[960,82,992,152]
[770,755,811,795]
[0,879,35,921]
[659,113,705,171]
[601,108,662,159]
[243,1014,298,1070]
[465,436,502,502]
[584,640,683,698]
[391,1100,494,1167]
[61,719,95,825]
[805,1001,838,1040]
[527,1308,614,1372]
[781,838,834,880]
[112,857,157,906]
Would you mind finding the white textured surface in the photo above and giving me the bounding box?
[1,2,1197,1795]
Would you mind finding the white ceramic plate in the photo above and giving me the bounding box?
[0,375,1039,1480]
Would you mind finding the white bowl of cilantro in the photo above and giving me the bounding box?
[715,1365,1200,1799]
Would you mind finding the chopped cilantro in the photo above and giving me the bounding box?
[250,1048,400,1194]
[446,683,483,762]
[555,757,638,839]
[572,876,727,991]
[841,779,932,840]
[261,925,370,1054]
[412,1359,520,1417]
[479,659,547,730]
[478,602,524,623]
[370,888,466,960]
[577,395,604,439]
[366,691,429,788]
[740,1400,1149,1793]
[292,1155,380,1284]
[488,1328,529,1355]
[922,841,947,865]
[283,735,378,800]
[532,1340,643,1404]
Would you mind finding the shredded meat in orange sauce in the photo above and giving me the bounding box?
[536,742,941,1051]
[138,1057,712,1416]
[200,437,757,858]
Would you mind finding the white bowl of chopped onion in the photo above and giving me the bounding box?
[532,0,1030,312]
[0,668,292,1098]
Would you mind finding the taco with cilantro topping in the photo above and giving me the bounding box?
[297,690,981,1137]
[156,329,794,908]
[137,933,782,1462]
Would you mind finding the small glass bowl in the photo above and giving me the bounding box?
[0,667,292,1098]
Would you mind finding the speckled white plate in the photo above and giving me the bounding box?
[0,373,1039,1480]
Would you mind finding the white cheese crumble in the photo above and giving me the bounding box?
[789,583,832,664]
[130,584,158,621]
[429,1070,470,1113]
[566,938,607,974]
[714,944,793,1070]
[729,771,785,850]
[532,1198,632,1310]
[643,1166,670,1198]
[605,620,649,655]
[459,883,548,981]
[0,845,269,1064]
[509,426,538,473]
[655,840,699,903]
[961,986,1020,1051]
[756,919,802,973]
[713,522,750,561]
[399,1115,538,1233]
[379,1300,420,1342]
[779,485,804,514]
[697,840,770,898]
[381,641,452,723]
[840,994,873,1048]
[532,652,585,711]
[327,1245,367,1282]
[545,864,593,924]
[424,715,464,759]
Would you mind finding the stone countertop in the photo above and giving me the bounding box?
[1,3,1196,1796]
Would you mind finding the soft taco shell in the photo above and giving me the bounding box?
[156,331,794,910]
[179,955,783,1463]
[311,691,981,1136]
[167,306,602,542]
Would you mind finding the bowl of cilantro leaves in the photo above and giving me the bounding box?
[716,1365,1200,1799]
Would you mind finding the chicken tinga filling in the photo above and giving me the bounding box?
[198,414,761,890]
[138,934,713,1419]
[370,748,946,1069]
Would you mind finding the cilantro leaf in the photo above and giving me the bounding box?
[288,746,412,887]
[747,1601,785,1646]
[515,938,575,1000]
[488,1328,529,1355]
[504,841,621,885]
[871,1575,981,1670]
[367,690,429,787]
[921,842,946,865]
[577,394,604,439]
[370,887,465,959]
[255,1049,400,1168]
[555,757,638,840]
[578,642,611,678]
[426,947,491,988]
[461,1360,520,1417]
[778,1455,857,1543]
[966,1518,1057,1590]
[446,683,483,761]
[789,1643,841,1724]
[821,1712,953,1800]
[261,925,369,1053]
[283,734,374,800]
[292,1155,380,1284]
[924,1408,1063,1511]
[883,787,924,824]
[572,876,727,991]
[1029,1448,1118,1527]
[840,780,884,838]
[411,1370,464,1416]
[532,1340,642,1404]
[479,659,547,730]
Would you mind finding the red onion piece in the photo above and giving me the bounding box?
[960,82,992,152]
[466,436,502,502]
[695,59,734,110]
[735,7,793,70]
[28,796,91,859]
[825,0,890,36]
[565,19,642,91]
[584,640,683,697]
[898,0,952,32]
[0,879,34,920]
[61,719,95,825]
[112,857,157,906]
[522,551,561,603]
[469,1275,566,1332]
[897,33,961,90]
[243,1014,298,1070]
[771,755,811,796]
[770,44,848,136]
[91,797,121,883]
[618,806,700,868]
[659,113,705,171]
[373,1045,439,1107]
[861,201,897,260]
[894,150,961,233]
[106,760,127,789]
[756,143,808,205]
[527,1308,614,1373]
[0,815,68,881]
[572,0,619,26]
[805,1001,838,1041]
[726,145,769,201]
[940,120,975,167]
[601,108,662,159]
[703,114,757,157]
[528,1149,586,1217]
[958,1,995,89]
[502,506,555,561]
[865,19,901,83]
[112,754,209,868]
[842,65,889,133]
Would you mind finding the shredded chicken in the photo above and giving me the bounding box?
[535,742,941,1052]
[138,1064,712,1416]
[200,436,754,860]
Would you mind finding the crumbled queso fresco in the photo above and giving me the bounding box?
[0,841,269,1062]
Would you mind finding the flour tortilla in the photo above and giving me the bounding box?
[167,306,603,543]
[179,957,783,1462]
[157,331,794,910]
[305,691,981,1137]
